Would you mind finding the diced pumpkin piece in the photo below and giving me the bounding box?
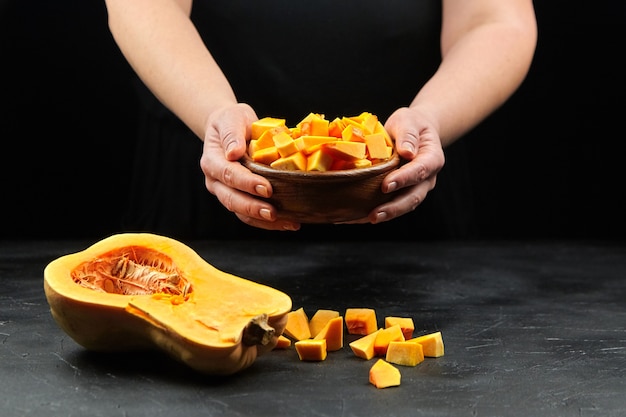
[256,126,289,149]
[250,146,280,165]
[309,309,340,337]
[345,308,378,335]
[270,152,307,171]
[349,329,381,360]
[374,121,393,146]
[251,117,286,140]
[313,316,344,351]
[306,149,334,172]
[360,112,378,135]
[294,136,337,155]
[272,131,299,158]
[274,335,292,349]
[322,141,367,161]
[385,341,424,367]
[407,331,445,357]
[365,133,392,160]
[341,124,366,143]
[295,339,327,361]
[384,316,415,340]
[373,324,405,356]
[369,359,401,389]
[328,118,345,138]
[310,117,329,136]
[283,307,311,341]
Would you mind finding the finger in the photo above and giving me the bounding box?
[369,178,437,223]
[382,141,444,193]
[208,179,300,231]
[201,151,273,198]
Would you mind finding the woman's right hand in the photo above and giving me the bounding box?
[199,103,301,231]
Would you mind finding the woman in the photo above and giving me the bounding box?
[104,0,537,240]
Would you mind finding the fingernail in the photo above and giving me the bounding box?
[401,142,416,155]
[226,141,237,156]
[255,184,269,198]
[387,181,398,193]
[283,223,300,231]
[376,211,388,223]
[260,208,272,220]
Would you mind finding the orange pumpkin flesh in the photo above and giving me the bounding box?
[43,233,292,375]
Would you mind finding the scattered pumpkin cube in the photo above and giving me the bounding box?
[295,339,327,361]
[373,324,405,356]
[385,341,424,367]
[284,307,311,341]
[341,124,366,143]
[384,316,415,340]
[274,334,292,349]
[349,329,381,360]
[309,309,340,337]
[251,117,286,140]
[313,316,344,351]
[369,359,401,389]
[345,308,378,335]
[407,331,445,357]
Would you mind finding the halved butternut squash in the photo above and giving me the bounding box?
[43,233,292,375]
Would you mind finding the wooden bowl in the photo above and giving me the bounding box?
[241,152,401,223]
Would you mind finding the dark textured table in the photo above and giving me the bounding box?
[1,238,625,417]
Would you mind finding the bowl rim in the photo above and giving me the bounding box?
[240,151,401,180]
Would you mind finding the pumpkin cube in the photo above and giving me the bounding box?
[407,331,445,357]
[384,316,415,340]
[349,329,381,360]
[251,117,286,140]
[341,124,366,143]
[313,316,344,351]
[306,149,334,172]
[328,117,345,138]
[373,324,405,356]
[369,359,401,389]
[310,117,329,137]
[385,341,424,366]
[272,131,299,158]
[274,334,292,349]
[309,309,340,337]
[322,141,367,161]
[284,307,311,341]
[250,146,280,165]
[294,136,336,155]
[345,308,378,335]
[365,133,392,160]
[270,152,307,171]
[295,339,327,361]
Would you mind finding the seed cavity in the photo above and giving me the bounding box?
[71,246,192,298]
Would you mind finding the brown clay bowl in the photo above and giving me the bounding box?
[241,152,401,223]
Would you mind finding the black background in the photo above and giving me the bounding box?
[1,1,624,241]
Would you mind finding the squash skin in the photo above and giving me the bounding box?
[43,233,292,375]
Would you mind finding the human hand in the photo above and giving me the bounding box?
[348,106,445,224]
[199,103,301,231]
